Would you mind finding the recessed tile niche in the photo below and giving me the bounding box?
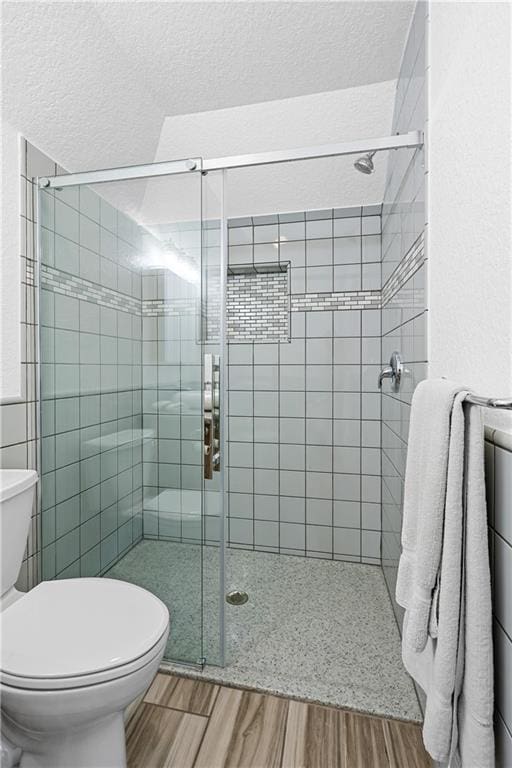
[227,262,290,343]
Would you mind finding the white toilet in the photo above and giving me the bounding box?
[0,469,170,768]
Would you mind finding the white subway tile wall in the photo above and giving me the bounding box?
[39,164,145,580]
[227,207,383,563]
[381,0,427,623]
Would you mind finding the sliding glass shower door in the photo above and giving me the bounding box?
[38,163,226,666]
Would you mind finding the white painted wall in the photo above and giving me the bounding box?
[427,1,512,432]
[0,123,23,401]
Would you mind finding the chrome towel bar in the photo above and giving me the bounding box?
[464,394,512,410]
[379,352,512,411]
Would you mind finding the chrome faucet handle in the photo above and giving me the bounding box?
[378,351,404,392]
[378,366,394,388]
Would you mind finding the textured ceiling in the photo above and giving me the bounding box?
[141,81,398,221]
[2,1,414,173]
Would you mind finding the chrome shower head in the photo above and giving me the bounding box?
[354,151,376,175]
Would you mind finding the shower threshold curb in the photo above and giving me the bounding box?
[158,660,423,725]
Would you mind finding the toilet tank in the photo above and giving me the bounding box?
[0,470,38,599]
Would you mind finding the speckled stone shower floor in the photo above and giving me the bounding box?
[106,540,421,722]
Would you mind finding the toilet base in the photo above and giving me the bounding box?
[15,713,126,768]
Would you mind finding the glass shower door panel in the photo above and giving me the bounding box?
[136,172,204,665]
[149,177,204,664]
[38,170,207,665]
[37,181,146,583]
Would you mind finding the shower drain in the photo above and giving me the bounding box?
[226,590,249,606]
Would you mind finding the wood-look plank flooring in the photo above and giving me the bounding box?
[127,673,432,768]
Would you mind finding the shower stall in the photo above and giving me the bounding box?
[36,129,425,720]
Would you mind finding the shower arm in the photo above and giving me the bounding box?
[201,131,423,172]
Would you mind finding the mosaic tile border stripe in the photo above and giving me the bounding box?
[291,290,381,312]
[42,234,424,320]
[384,286,425,311]
[142,298,198,317]
[42,265,141,315]
[381,234,425,307]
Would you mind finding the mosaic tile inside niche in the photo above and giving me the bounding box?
[227,267,290,343]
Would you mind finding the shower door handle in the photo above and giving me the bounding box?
[204,353,221,480]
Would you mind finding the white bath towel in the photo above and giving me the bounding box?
[396,379,466,652]
[452,403,494,768]
[396,380,494,766]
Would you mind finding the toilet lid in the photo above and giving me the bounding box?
[1,578,169,681]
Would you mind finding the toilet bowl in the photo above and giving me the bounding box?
[0,470,170,768]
